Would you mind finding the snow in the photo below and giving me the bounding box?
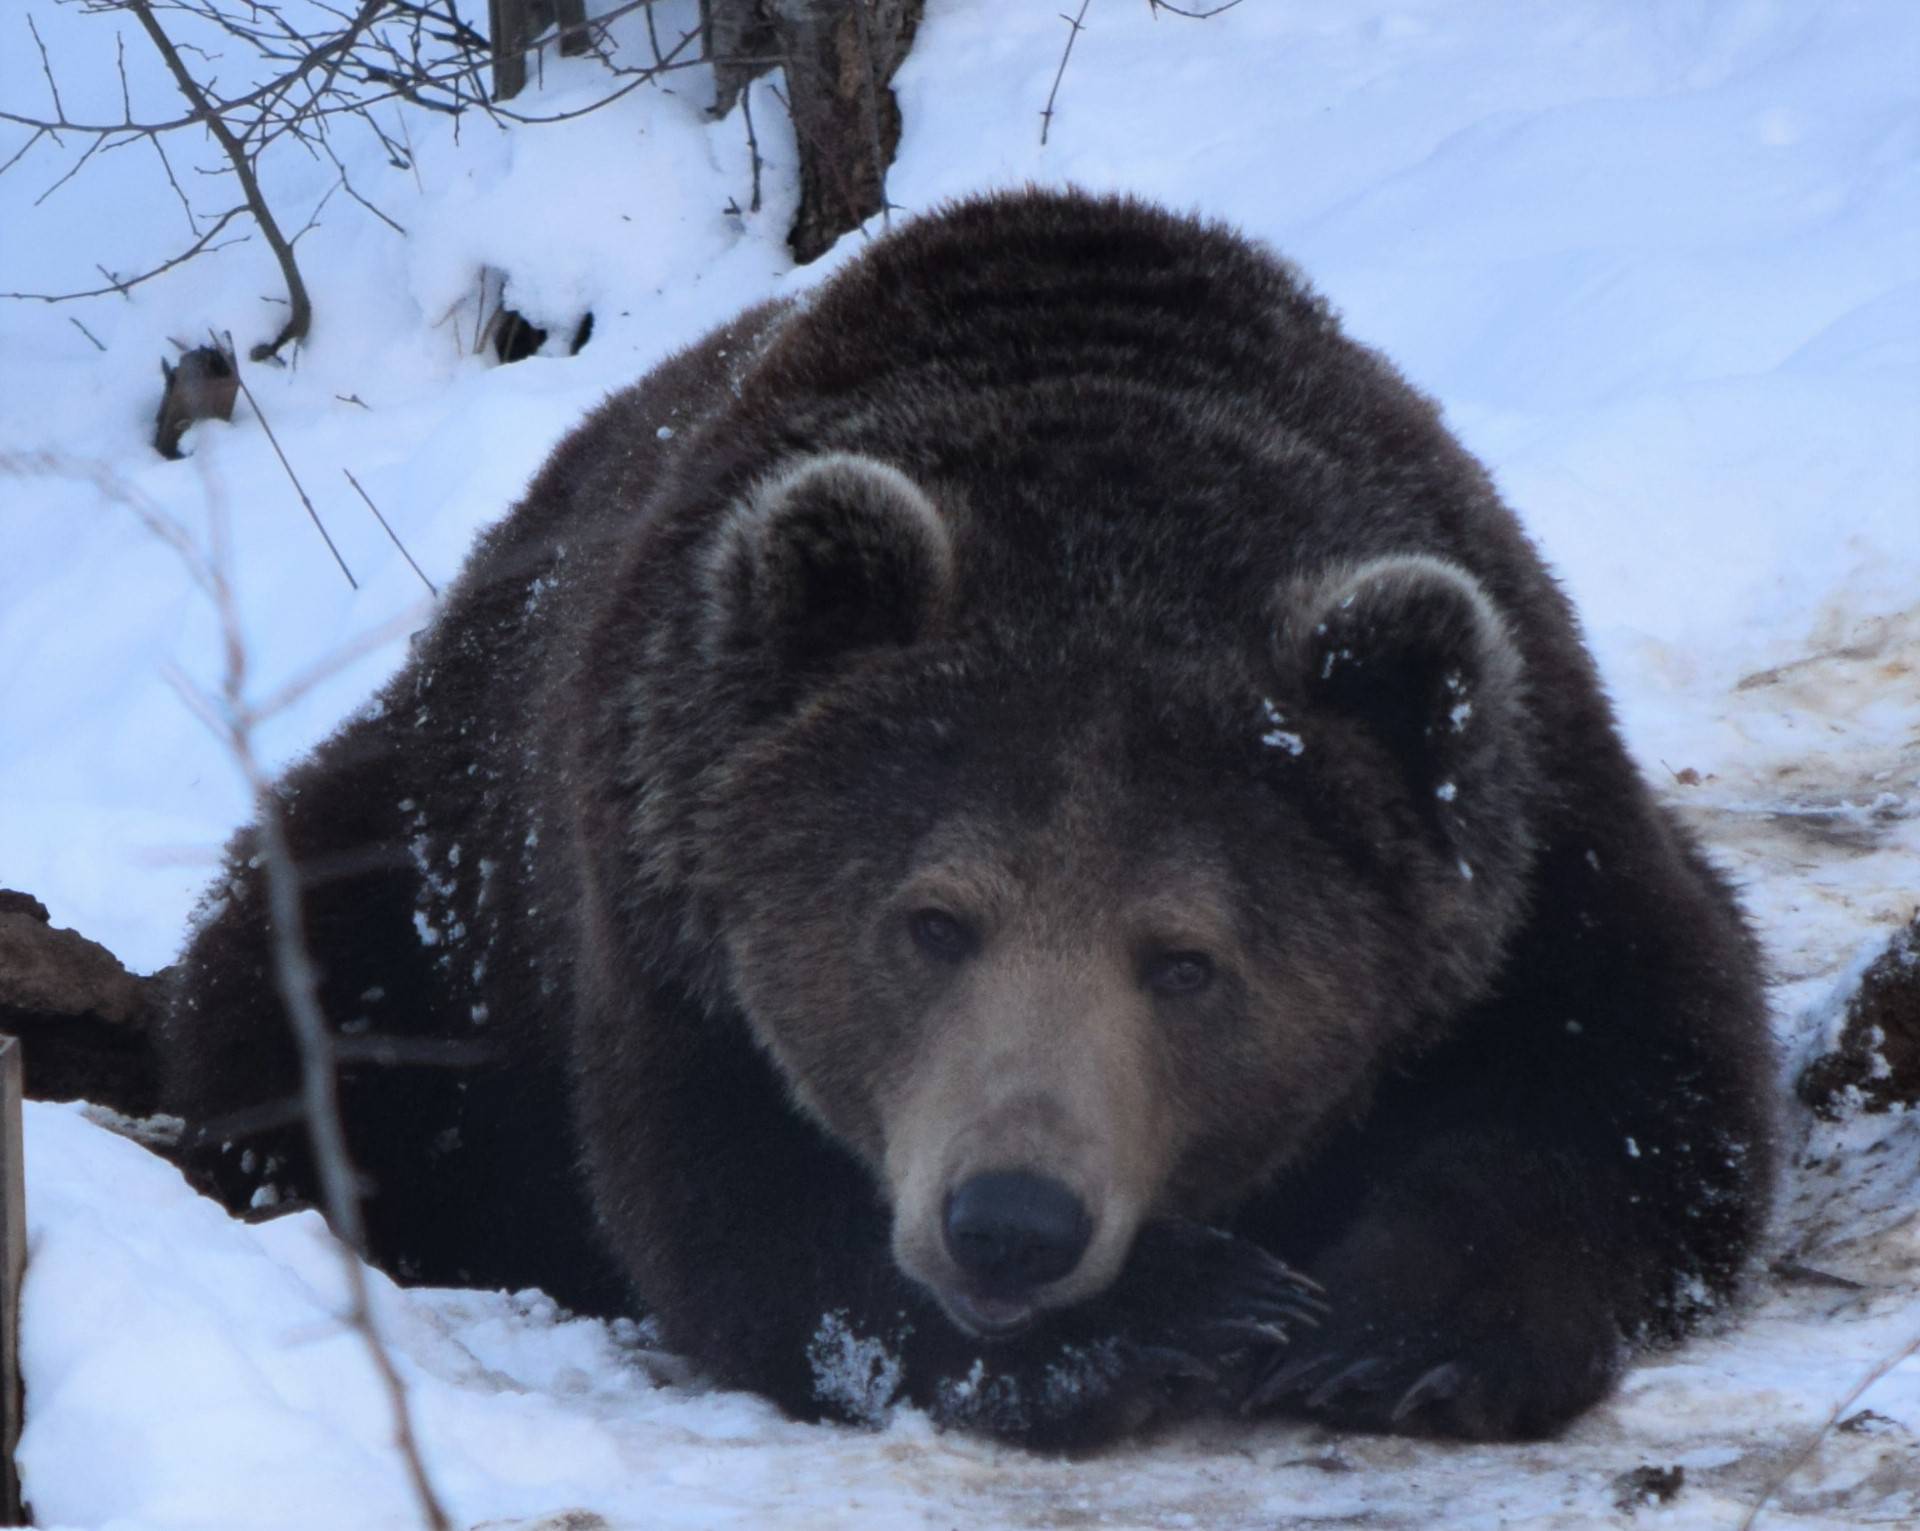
[1259,700,1305,756]
[2,0,1917,1526]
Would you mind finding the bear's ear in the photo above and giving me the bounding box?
[1274,554,1529,827]
[703,452,953,670]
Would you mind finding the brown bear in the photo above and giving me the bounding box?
[157,189,1777,1449]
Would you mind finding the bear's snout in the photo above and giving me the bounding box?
[943,1170,1093,1299]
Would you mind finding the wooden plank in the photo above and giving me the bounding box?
[0,1035,22,1526]
[489,0,531,103]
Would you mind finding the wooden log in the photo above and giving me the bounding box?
[1,1036,23,1526]
[154,341,238,461]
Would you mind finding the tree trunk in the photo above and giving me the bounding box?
[704,0,925,263]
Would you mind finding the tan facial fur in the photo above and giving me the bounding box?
[880,925,1178,1330]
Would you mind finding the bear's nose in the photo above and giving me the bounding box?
[943,1171,1092,1292]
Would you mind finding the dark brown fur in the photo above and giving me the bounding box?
[157,190,1777,1448]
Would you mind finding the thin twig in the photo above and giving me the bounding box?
[1041,0,1094,147]
[325,157,409,236]
[223,336,358,589]
[1148,0,1244,18]
[125,0,323,358]
[27,15,66,126]
[741,83,762,215]
[147,128,203,234]
[1737,1327,1920,1529]
[2,208,250,303]
[31,125,115,207]
[66,316,107,352]
[246,604,430,725]
[0,447,448,1531]
[0,127,47,179]
[95,264,134,302]
[344,468,439,597]
[188,496,449,1531]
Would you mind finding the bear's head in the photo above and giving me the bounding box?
[693,451,1539,1341]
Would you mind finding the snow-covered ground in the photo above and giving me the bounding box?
[2,2,1916,1526]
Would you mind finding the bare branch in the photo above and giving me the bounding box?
[147,126,204,234]
[246,603,430,725]
[1737,1326,1920,1530]
[740,82,762,216]
[27,14,67,128]
[223,338,359,588]
[0,448,449,1530]
[192,512,450,1531]
[126,0,314,357]
[344,468,439,598]
[30,124,119,207]
[1148,0,1244,18]
[0,127,49,180]
[1041,0,1094,147]
[2,4,899,343]
[0,205,250,303]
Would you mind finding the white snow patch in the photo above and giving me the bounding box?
[807,1311,903,1428]
[1258,698,1305,755]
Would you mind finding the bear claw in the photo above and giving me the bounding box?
[1246,1350,1338,1408]
[1129,1344,1222,1385]
[1304,1356,1393,1409]
[1100,1220,1324,1399]
[1391,1360,1467,1422]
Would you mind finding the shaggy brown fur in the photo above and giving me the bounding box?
[157,190,1776,1448]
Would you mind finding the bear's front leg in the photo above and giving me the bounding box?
[1240,837,1776,1440]
[1242,1124,1633,1440]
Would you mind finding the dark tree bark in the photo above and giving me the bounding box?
[704,0,925,263]
[129,0,321,358]
[154,342,239,460]
[490,0,591,103]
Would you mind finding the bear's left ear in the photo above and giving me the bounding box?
[1273,554,1530,833]
[703,451,954,671]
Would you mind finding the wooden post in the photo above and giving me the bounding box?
[489,0,531,102]
[0,1036,23,1525]
[489,0,589,103]
[556,0,589,57]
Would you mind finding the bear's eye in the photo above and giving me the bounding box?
[909,907,975,962]
[1144,951,1214,997]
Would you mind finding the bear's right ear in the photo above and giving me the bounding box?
[702,452,953,671]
